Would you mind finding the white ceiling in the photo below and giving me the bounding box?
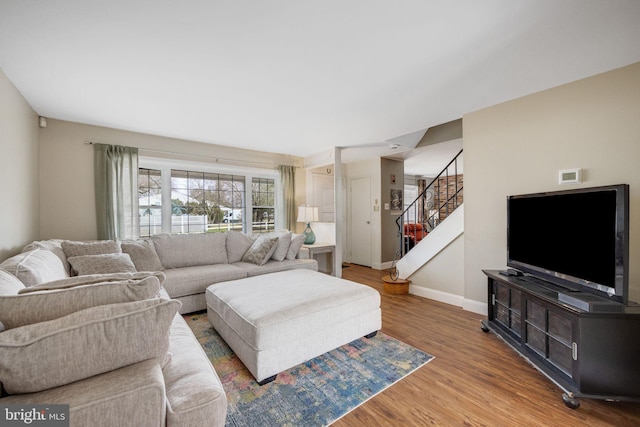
[1,1,640,158]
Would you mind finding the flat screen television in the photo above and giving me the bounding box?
[507,184,629,304]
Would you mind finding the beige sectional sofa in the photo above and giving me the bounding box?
[0,231,317,427]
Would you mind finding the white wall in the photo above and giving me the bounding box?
[410,235,466,307]
[39,119,304,240]
[464,62,640,304]
[0,69,40,259]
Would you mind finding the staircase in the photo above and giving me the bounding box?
[389,149,463,280]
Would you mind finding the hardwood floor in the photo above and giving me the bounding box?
[334,264,640,426]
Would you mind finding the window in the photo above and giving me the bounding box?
[137,160,279,236]
[138,168,162,237]
[401,184,417,225]
[251,177,275,234]
[170,170,245,234]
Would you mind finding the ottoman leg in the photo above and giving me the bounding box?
[257,375,277,386]
[365,331,378,339]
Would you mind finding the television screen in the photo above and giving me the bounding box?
[507,184,629,303]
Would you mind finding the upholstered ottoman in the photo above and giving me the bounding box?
[205,269,381,384]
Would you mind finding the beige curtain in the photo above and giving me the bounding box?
[278,165,296,231]
[94,143,139,240]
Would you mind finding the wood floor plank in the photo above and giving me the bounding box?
[334,263,640,426]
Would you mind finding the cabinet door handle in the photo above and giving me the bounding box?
[572,342,578,360]
[492,294,496,305]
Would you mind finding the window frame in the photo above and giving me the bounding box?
[138,157,282,235]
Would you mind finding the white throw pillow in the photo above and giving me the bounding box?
[0,269,25,296]
[0,298,180,394]
[22,239,71,275]
[0,249,69,287]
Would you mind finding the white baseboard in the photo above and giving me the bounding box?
[463,299,488,316]
[372,261,393,270]
[409,285,487,315]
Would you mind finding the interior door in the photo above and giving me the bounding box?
[349,176,372,266]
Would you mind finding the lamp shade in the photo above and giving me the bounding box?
[297,206,319,223]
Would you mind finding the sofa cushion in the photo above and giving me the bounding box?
[152,233,228,268]
[0,249,69,286]
[286,233,306,260]
[162,264,247,299]
[0,359,167,426]
[0,298,180,394]
[0,359,167,427]
[121,239,164,271]
[0,269,25,296]
[233,259,318,277]
[0,275,162,330]
[225,231,254,263]
[164,314,227,425]
[67,253,137,276]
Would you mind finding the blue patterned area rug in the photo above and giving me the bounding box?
[185,313,434,427]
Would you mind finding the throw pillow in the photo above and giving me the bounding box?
[241,236,279,266]
[268,231,292,262]
[0,249,69,287]
[67,253,137,276]
[62,240,122,276]
[61,239,122,258]
[121,240,164,271]
[22,239,71,275]
[0,276,161,330]
[286,233,306,260]
[18,271,166,294]
[0,269,25,295]
[0,298,181,394]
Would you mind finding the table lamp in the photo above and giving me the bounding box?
[297,206,319,244]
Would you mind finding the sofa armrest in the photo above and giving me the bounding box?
[297,247,310,259]
[164,314,227,427]
[0,359,166,427]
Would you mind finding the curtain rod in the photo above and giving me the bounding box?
[84,141,283,169]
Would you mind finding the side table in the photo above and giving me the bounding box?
[302,243,335,276]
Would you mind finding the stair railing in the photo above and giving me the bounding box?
[389,149,463,280]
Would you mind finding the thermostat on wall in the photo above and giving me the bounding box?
[558,168,582,185]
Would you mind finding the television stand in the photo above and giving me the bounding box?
[518,274,579,293]
[482,270,640,408]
